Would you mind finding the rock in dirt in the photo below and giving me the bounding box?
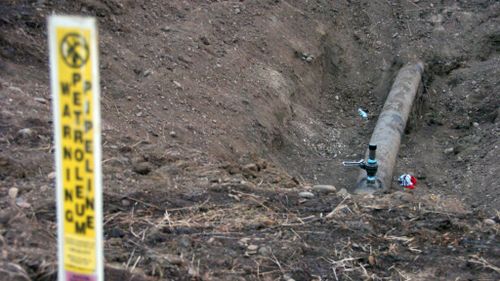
[34,97,47,104]
[177,55,193,64]
[47,172,56,179]
[16,128,34,139]
[238,237,251,247]
[444,147,454,154]
[258,246,271,256]
[160,25,172,32]
[390,191,414,203]
[173,80,182,89]
[143,69,153,77]
[108,227,126,238]
[299,191,314,198]
[8,187,18,199]
[16,198,31,209]
[241,164,259,178]
[146,229,168,244]
[299,52,314,63]
[337,188,350,198]
[105,264,154,281]
[312,184,336,193]
[121,199,131,207]
[200,36,210,45]
[179,236,192,248]
[133,162,152,175]
[483,218,496,225]
[346,220,374,232]
[245,244,259,256]
[242,163,259,172]
[247,244,258,251]
[0,262,31,281]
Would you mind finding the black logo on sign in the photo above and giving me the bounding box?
[60,33,89,68]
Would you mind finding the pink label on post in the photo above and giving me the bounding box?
[66,272,96,281]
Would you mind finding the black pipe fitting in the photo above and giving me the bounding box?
[356,144,383,192]
[362,144,378,183]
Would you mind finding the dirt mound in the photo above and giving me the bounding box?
[0,0,499,280]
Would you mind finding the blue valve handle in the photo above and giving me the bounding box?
[343,144,379,183]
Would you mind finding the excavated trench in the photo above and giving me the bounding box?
[255,1,499,213]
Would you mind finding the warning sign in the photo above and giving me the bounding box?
[48,16,103,281]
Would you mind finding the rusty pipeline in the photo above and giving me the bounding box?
[355,62,424,194]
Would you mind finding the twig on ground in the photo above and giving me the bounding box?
[164,210,174,229]
[123,195,162,210]
[359,263,369,279]
[391,267,410,281]
[332,266,339,281]
[404,0,421,8]
[131,140,147,148]
[468,255,500,273]
[103,211,122,226]
[269,252,284,274]
[125,248,136,269]
[231,190,263,199]
[253,259,262,280]
[131,256,142,272]
[165,198,210,212]
[326,197,350,218]
[382,235,414,244]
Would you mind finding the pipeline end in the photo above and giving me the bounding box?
[354,177,384,194]
[415,61,424,74]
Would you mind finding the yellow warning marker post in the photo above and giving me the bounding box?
[48,16,103,281]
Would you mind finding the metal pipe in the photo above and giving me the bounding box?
[355,62,424,194]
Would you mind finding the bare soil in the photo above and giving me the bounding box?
[0,0,499,280]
